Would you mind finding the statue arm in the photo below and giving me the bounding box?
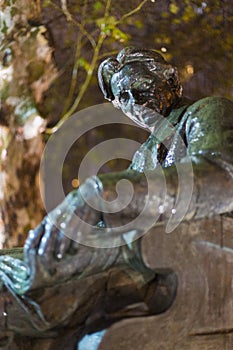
[21,97,233,288]
[100,96,233,225]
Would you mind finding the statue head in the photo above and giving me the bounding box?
[98,47,182,128]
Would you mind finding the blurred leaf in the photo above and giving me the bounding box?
[172,18,181,24]
[94,1,103,11]
[169,2,179,14]
[134,19,144,29]
[96,15,130,42]
[96,15,117,32]
[161,11,170,18]
[112,28,130,43]
[42,0,51,8]
[182,4,195,22]
[77,57,91,73]
[216,15,223,22]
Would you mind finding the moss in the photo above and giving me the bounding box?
[14,98,39,126]
[1,84,10,101]
[27,60,45,83]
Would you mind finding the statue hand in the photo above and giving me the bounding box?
[23,169,164,289]
[23,176,104,288]
[23,174,138,289]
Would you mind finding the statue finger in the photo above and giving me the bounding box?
[55,233,72,259]
[37,225,58,260]
[27,225,60,281]
[0,259,28,288]
[0,256,28,279]
[24,221,45,264]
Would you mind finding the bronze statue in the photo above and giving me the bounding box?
[0,47,233,349]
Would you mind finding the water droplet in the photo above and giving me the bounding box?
[38,248,43,256]
[41,236,47,244]
[60,222,66,229]
[45,222,52,231]
[28,229,35,239]
[159,205,164,213]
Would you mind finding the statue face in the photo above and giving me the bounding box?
[98,48,182,129]
[112,60,180,127]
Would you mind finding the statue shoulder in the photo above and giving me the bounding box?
[184,96,233,157]
[186,96,233,120]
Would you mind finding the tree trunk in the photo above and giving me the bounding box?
[0,0,57,247]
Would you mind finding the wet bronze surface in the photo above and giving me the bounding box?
[0,48,233,349]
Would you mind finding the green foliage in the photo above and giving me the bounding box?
[96,15,130,42]
[77,57,91,73]
[42,0,51,8]
[96,15,117,33]
[112,28,130,42]
[94,1,104,12]
[134,19,144,29]
[169,2,179,14]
